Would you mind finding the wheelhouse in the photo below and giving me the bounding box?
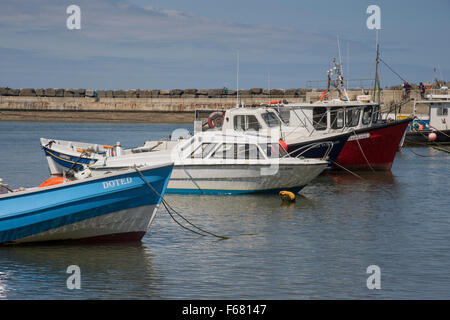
[176,132,288,161]
[287,102,382,134]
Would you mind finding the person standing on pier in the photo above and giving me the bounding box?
[419,82,426,99]
[402,81,411,100]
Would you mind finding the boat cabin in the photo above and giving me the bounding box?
[284,100,382,134]
[415,92,450,131]
[206,101,382,138]
[176,132,288,161]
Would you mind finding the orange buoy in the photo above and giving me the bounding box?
[39,177,71,188]
[279,191,295,202]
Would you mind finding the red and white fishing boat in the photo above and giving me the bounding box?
[278,58,412,171]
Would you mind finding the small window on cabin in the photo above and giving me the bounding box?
[330,107,344,129]
[211,143,234,159]
[346,108,361,127]
[261,112,282,127]
[372,106,380,124]
[234,115,261,131]
[262,143,288,158]
[437,108,448,116]
[362,106,373,125]
[313,107,327,130]
[190,143,217,158]
[235,144,262,160]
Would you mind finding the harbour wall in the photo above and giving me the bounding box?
[0,87,431,123]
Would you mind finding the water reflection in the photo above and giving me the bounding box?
[0,243,161,299]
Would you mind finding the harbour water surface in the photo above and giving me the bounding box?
[0,121,449,299]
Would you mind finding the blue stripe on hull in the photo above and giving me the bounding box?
[0,165,173,244]
[43,147,96,170]
[166,185,305,195]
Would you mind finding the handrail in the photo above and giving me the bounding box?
[283,141,334,161]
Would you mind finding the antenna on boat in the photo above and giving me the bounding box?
[346,41,349,91]
[337,35,350,101]
[236,50,240,107]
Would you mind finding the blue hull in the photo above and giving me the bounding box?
[0,164,173,244]
[287,133,350,164]
[43,147,95,171]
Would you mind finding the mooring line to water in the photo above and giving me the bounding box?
[350,129,375,172]
[329,160,365,180]
[134,166,229,240]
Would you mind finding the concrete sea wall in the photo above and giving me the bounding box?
[0,86,434,123]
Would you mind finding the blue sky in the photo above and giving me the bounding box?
[0,0,448,90]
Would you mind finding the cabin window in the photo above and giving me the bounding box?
[313,107,327,131]
[362,106,373,125]
[330,107,344,129]
[437,108,448,116]
[211,143,262,159]
[346,108,361,127]
[261,112,282,127]
[190,143,217,158]
[372,106,380,124]
[261,143,288,158]
[236,144,262,160]
[234,115,261,131]
[211,143,234,159]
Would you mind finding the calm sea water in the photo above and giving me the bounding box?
[0,121,449,299]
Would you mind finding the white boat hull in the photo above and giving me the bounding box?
[161,161,326,194]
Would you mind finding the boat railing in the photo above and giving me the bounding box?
[283,141,334,161]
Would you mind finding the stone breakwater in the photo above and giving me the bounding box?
[0,86,430,123]
[0,87,309,99]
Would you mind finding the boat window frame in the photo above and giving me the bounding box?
[261,111,282,128]
[362,106,373,125]
[330,107,345,129]
[233,115,262,132]
[210,143,264,160]
[372,105,380,124]
[437,107,448,116]
[260,143,288,159]
[345,107,361,127]
[312,107,328,131]
[189,142,218,159]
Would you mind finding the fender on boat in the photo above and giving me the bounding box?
[39,177,72,188]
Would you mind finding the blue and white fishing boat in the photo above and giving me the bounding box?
[0,163,173,244]
[46,132,329,195]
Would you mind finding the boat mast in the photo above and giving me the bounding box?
[373,29,380,103]
[337,35,349,101]
[236,50,240,107]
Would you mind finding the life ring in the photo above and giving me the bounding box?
[319,91,327,101]
[208,112,225,129]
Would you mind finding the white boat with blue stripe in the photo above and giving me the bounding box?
[0,163,173,244]
[44,132,329,195]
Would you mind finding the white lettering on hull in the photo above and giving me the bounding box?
[102,177,133,189]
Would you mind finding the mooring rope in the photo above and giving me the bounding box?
[350,129,376,172]
[329,160,365,180]
[133,166,229,240]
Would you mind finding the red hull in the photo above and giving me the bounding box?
[334,119,411,171]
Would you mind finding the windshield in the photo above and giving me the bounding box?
[261,143,288,158]
[261,112,282,127]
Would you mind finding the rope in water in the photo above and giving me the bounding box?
[133,166,229,240]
